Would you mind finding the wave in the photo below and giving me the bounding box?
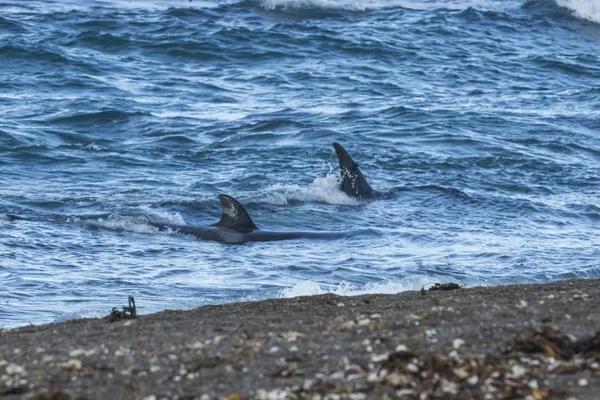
[278,277,466,298]
[555,0,600,24]
[522,0,600,24]
[84,208,186,234]
[256,0,378,12]
[253,0,515,13]
[48,109,150,126]
[0,16,28,32]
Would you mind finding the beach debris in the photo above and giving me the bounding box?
[27,391,70,400]
[420,283,461,294]
[506,326,575,360]
[107,295,137,322]
[428,283,461,291]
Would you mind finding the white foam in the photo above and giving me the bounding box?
[53,310,107,324]
[279,276,465,298]
[258,0,514,12]
[261,174,359,205]
[93,216,159,234]
[556,0,600,24]
[259,0,373,11]
[92,209,185,234]
[140,207,187,226]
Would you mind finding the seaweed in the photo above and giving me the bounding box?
[106,295,137,322]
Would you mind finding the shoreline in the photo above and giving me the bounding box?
[1,278,599,399]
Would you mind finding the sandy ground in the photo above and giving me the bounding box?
[1,279,599,400]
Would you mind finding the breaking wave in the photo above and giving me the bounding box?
[556,0,600,23]
[259,174,359,206]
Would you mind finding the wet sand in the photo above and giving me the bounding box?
[1,279,599,400]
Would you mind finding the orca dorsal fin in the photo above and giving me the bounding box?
[333,142,374,197]
[333,142,359,171]
[215,194,258,232]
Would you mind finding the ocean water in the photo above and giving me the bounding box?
[0,0,598,328]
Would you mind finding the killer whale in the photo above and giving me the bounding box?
[152,194,347,244]
[333,142,375,197]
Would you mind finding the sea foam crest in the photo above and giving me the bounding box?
[261,174,359,205]
[92,209,185,234]
[556,0,600,23]
[258,0,378,11]
[279,276,463,298]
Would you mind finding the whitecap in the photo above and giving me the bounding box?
[260,174,359,206]
[556,0,600,24]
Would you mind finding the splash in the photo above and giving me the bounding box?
[556,0,600,23]
[257,0,516,12]
[258,0,374,11]
[278,276,467,298]
[91,209,185,234]
[260,174,359,205]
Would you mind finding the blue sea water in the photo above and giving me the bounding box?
[0,0,599,328]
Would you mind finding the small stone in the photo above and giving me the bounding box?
[5,364,26,375]
[269,346,280,353]
[452,338,465,349]
[341,321,356,329]
[387,373,411,386]
[143,396,157,400]
[348,394,366,400]
[150,365,161,373]
[370,313,382,319]
[370,352,389,362]
[357,319,371,326]
[289,345,298,352]
[511,365,525,378]
[516,299,528,309]
[69,348,95,357]
[578,378,588,386]
[337,303,345,307]
[528,379,538,389]
[454,367,470,379]
[62,359,82,371]
[282,331,303,342]
[395,344,408,352]
[441,379,458,394]
[467,375,478,385]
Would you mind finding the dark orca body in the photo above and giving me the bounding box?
[333,142,375,197]
[153,194,347,244]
